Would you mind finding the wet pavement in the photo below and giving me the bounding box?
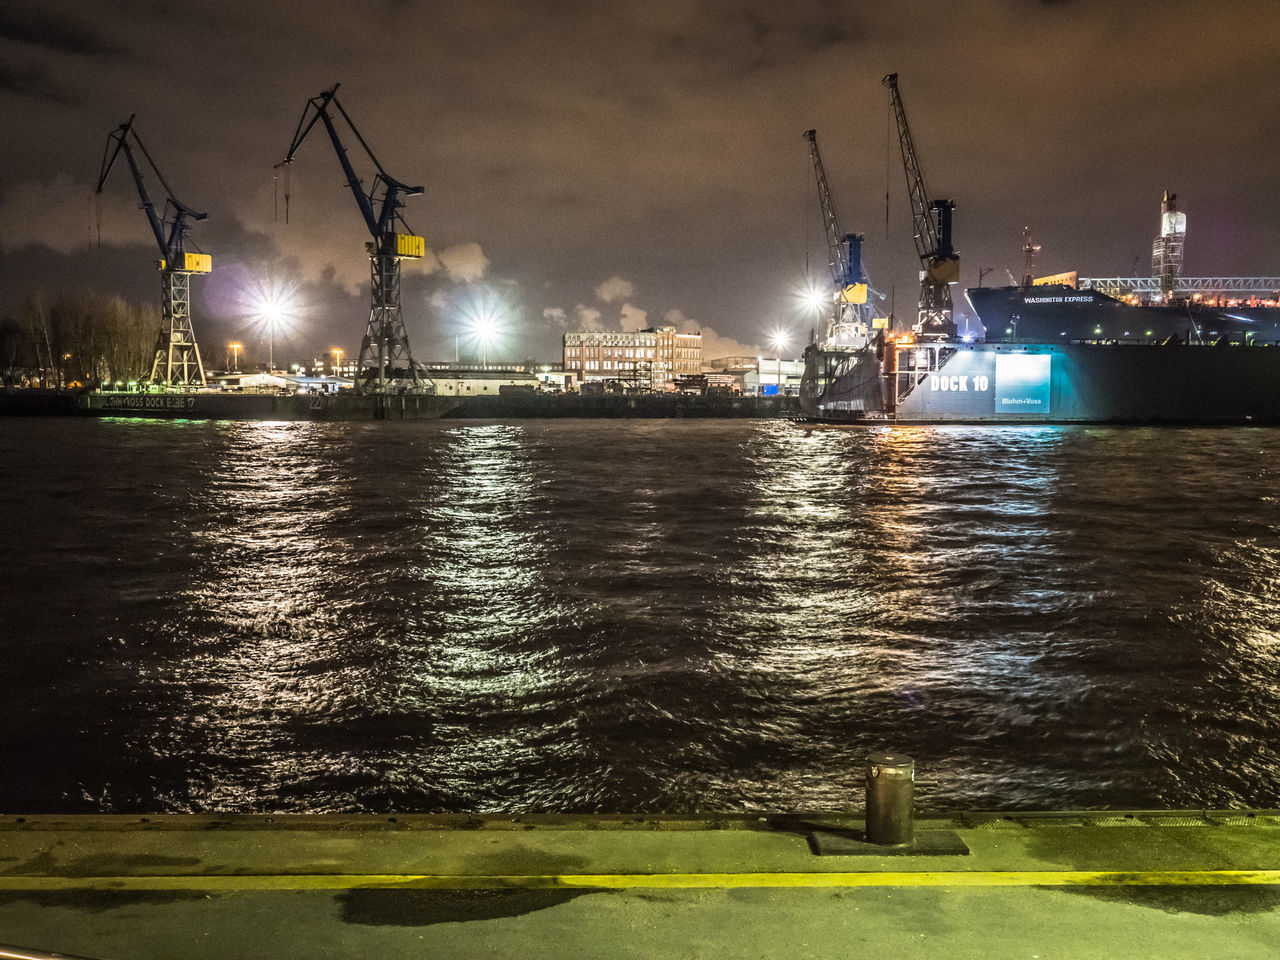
[1,811,1277,958]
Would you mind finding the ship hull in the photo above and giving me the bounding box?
[801,340,1280,424]
[966,285,1280,343]
[79,391,460,421]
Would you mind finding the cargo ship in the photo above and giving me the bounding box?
[965,284,1280,345]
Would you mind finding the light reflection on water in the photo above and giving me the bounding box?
[0,418,1279,813]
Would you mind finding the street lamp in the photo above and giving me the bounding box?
[473,313,498,367]
[797,279,828,314]
[243,280,296,374]
[265,309,279,373]
[229,342,242,372]
[331,347,343,377]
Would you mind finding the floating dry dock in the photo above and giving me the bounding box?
[1,811,1278,958]
[78,390,460,421]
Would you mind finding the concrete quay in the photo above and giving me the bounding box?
[0,810,1278,959]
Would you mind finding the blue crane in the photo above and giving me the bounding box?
[279,85,428,395]
[883,74,959,339]
[803,129,877,350]
[96,116,210,387]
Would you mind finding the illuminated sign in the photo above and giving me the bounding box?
[1022,295,1094,304]
[995,353,1051,413]
[927,374,990,393]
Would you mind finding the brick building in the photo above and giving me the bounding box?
[562,325,702,390]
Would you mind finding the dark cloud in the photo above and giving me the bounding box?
[0,8,124,56]
[0,0,1277,365]
[0,62,80,104]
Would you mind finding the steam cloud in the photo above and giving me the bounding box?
[594,275,635,303]
[542,294,759,364]
[574,304,603,330]
[664,308,758,361]
[438,242,489,283]
[619,303,648,332]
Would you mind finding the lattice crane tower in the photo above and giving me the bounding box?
[279,85,430,395]
[96,117,210,388]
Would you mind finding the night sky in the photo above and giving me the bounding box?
[1,0,1277,366]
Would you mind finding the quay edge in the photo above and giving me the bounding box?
[77,390,460,421]
[0,810,1278,959]
[3,390,803,421]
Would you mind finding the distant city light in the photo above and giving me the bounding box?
[456,286,511,365]
[240,274,304,372]
[768,327,791,356]
[473,313,499,345]
[795,279,829,314]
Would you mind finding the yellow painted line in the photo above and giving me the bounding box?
[0,870,1277,891]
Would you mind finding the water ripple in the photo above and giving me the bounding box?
[1,419,1279,813]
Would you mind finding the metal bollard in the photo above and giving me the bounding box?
[865,753,915,845]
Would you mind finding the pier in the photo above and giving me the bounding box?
[1,810,1277,958]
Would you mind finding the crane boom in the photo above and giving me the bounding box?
[96,117,209,387]
[882,73,958,339]
[804,129,848,289]
[802,129,874,350]
[279,85,429,395]
[282,85,424,243]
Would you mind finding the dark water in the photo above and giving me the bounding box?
[1,417,1278,814]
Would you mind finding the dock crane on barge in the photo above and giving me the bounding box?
[279,84,429,395]
[883,73,959,339]
[96,116,210,388]
[797,129,887,419]
[803,129,877,350]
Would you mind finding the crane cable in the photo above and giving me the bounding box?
[273,163,292,225]
[804,142,813,286]
[884,93,891,244]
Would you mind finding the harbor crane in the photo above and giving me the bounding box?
[803,129,877,350]
[279,84,428,395]
[96,116,210,388]
[883,73,959,339]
